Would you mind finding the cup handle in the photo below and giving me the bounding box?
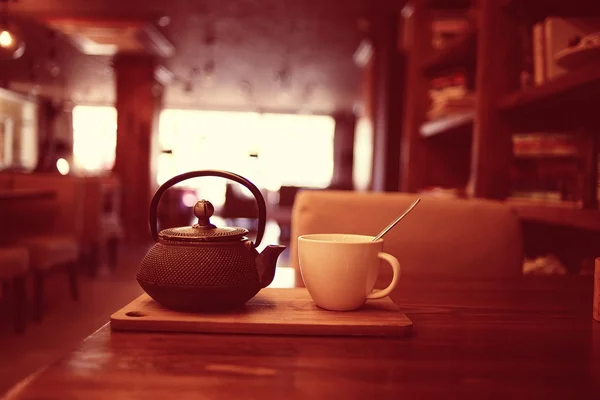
[366,252,401,300]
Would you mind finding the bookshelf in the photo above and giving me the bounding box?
[507,198,600,232]
[400,0,600,232]
[499,60,600,119]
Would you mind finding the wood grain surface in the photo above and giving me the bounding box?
[6,277,600,399]
[110,288,413,337]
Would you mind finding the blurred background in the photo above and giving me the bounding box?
[1,0,600,392]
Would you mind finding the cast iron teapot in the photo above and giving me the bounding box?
[137,170,286,311]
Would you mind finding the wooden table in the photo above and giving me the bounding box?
[6,277,600,399]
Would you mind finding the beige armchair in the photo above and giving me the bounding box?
[290,190,524,288]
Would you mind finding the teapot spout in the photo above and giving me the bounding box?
[256,245,286,288]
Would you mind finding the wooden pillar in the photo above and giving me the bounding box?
[113,54,163,242]
[469,0,521,199]
[370,11,405,192]
[331,111,356,190]
[399,1,431,193]
[33,98,59,172]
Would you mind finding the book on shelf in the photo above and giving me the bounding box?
[513,132,578,157]
[532,17,600,85]
[426,71,475,121]
[511,132,581,203]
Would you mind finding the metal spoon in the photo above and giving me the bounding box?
[372,198,421,242]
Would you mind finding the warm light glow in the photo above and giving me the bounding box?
[158,110,334,205]
[56,158,70,175]
[353,117,373,191]
[0,30,13,48]
[71,106,334,194]
[181,192,198,208]
[72,106,117,173]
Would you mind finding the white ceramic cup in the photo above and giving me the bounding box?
[298,233,401,311]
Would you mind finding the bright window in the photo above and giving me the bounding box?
[72,105,117,173]
[71,106,335,196]
[158,110,335,206]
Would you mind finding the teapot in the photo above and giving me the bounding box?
[137,170,286,311]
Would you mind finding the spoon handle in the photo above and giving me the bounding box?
[373,198,421,242]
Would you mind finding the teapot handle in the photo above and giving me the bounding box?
[149,170,267,247]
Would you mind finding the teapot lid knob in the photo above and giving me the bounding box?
[193,200,216,228]
[158,198,249,241]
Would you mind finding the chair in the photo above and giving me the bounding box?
[0,247,29,333]
[20,236,79,322]
[99,177,123,271]
[7,172,123,277]
[9,173,83,321]
[100,213,122,270]
[83,176,123,275]
[290,190,524,286]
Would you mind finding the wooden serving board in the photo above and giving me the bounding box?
[110,288,412,337]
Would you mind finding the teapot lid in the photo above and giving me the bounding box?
[158,199,248,243]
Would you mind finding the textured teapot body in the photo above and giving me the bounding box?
[138,239,264,311]
[137,170,286,312]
